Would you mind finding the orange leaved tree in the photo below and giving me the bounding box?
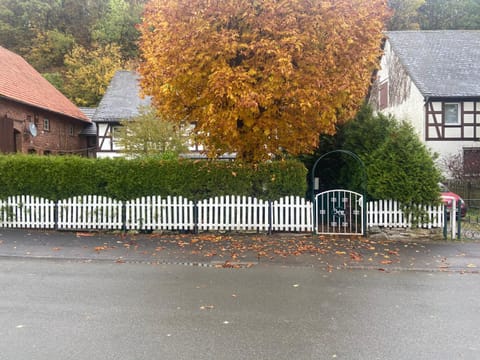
[138,0,389,162]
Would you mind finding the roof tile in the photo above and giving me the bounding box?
[0,46,89,122]
[92,70,151,123]
[386,30,480,98]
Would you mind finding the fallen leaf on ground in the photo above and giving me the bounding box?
[76,232,95,237]
[350,252,363,261]
[221,261,240,268]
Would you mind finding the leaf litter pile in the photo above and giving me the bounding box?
[110,232,438,271]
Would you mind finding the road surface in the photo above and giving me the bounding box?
[0,258,479,359]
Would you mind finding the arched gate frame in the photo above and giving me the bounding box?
[311,150,367,236]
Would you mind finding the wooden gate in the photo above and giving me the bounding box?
[314,189,364,235]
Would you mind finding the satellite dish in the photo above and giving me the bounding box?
[28,123,38,137]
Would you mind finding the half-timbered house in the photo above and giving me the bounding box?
[91,70,151,158]
[92,70,234,159]
[370,30,480,176]
[0,46,93,155]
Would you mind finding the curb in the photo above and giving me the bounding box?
[1,252,479,273]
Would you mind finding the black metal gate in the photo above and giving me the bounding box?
[314,189,364,235]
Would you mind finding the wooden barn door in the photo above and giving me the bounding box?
[0,117,15,153]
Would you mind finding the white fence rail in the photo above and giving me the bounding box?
[0,195,444,232]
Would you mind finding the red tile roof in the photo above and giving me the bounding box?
[0,46,90,123]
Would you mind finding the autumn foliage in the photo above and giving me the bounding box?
[138,0,389,162]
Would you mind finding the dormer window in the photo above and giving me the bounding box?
[444,103,460,125]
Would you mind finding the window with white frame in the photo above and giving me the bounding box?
[444,103,460,125]
[111,125,122,149]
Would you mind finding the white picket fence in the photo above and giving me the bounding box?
[0,195,444,232]
[125,196,195,231]
[367,200,443,229]
[195,195,312,232]
[197,196,270,232]
[58,195,123,230]
[272,196,313,232]
[0,195,56,229]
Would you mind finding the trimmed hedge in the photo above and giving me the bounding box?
[0,155,307,201]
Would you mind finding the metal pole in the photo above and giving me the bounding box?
[457,200,461,241]
[443,207,447,240]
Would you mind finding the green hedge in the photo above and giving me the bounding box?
[0,155,307,201]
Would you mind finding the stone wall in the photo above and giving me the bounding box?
[368,226,444,241]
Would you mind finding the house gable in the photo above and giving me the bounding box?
[0,46,89,123]
[92,70,151,158]
[92,70,151,124]
[370,39,426,139]
[385,30,480,98]
[0,46,92,155]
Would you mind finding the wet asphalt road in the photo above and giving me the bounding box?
[1,258,479,360]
